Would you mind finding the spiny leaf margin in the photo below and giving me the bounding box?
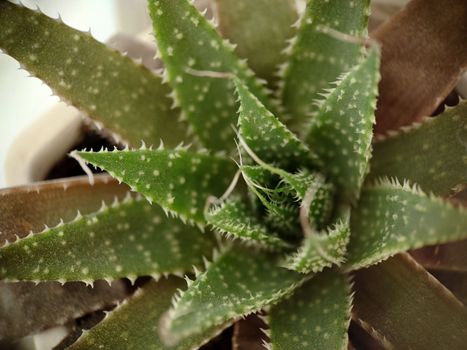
[74,147,236,225]
[0,195,215,283]
[346,178,467,270]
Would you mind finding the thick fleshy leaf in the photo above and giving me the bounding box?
[346,179,467,270]
[283,222,350,274]
[369,101,467,196]
[148,0,273,151]
[0,280,126,342]
[305,47,380,203]
[162,246,306,345]
[0,196,215,282]
[0,174,127,244]
[279,170,335,230]
[216,0,298,84]
[0,175,129,341]
[280,0,370,131]
[268,270,351,350]
[240,165,299,235]
[236,78,317,171]
[411,240,467,272]
[206,197,290,250]
[69,277,224,350]
[76,148,236,224]
[373,0,467,133]
[353,254,467,350]
[0,1,185,146]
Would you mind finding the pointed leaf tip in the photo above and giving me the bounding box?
[206,197,290,250]
[281,0,371,131]
[283,222,350,274]
[148,0,274,152]
[346,179,467,270]
[0,198,215,281]
[235,79,318,171]
[162,246,306,344]
[305,47,380,203]
[76,149,236,224]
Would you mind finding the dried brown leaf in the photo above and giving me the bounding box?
[0,175,129,341]
[0,174,128,245]
[232,314,268,350]
[373,0,467,133]
[410,240,467,272]
[0,280,126,342]
[349,321,390,350]
[430,270,467,307]
[353,254,467,350]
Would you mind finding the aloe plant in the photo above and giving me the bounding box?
[1,0,467,349]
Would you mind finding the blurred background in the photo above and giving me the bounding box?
[0,0,150,188]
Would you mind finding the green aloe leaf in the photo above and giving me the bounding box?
[269,270,352,350]
[305,47,380,203]
[346,179,467,270]
[0,1,185,147]
[0,175,129,341]
[241,163,334,232]
[283,222,350,274]
[216,0,298,84]
[353,254,467,350]
[69,277,224,350]
[161,246,306,345]
[278,170,335,230]
[280,0,370,131]
[369,101,467,196]
[206,197,290,250]
[241,165,300,235]
[148,0,274,152]
[236,78,317,171]
[0,196,215,283]
[75,148,236,224]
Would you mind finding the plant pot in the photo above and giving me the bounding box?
[1,31,157,350]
